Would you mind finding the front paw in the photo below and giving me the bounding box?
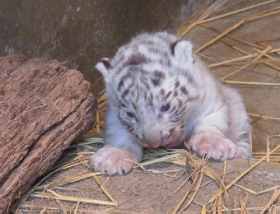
[186,133,241,161]
[89,146,134,175]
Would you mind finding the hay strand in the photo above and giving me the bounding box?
[31,192,117,206]
[197,0,279,25]
[196,20,245,53]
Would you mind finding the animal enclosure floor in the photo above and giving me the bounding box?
[17,156,280,213]
[16,0,280,213]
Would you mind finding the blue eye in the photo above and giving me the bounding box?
[160,103,170,112]
[126,112,136,118]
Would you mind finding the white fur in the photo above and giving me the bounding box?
[89,32,251,176]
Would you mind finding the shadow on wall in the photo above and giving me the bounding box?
[0,0,207,94]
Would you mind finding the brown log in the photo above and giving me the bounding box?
[0,54,97,212]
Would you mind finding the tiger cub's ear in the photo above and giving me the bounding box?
[95,58,111,83]
[171,40,194,64]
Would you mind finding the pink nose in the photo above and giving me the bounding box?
[143,131,164,148]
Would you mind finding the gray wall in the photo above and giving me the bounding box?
[0,0,207,94]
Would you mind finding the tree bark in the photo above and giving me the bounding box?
[0,54,97,212]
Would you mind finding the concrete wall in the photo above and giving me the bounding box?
[0,0,207,94]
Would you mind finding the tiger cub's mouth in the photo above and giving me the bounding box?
[142,129,185,149]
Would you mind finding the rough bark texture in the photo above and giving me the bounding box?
[0,54,97,212]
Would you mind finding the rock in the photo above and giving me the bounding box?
[0,54,97,212]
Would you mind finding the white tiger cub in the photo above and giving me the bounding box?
[90,32,251,175]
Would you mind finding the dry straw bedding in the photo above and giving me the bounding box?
[16,0,280,213]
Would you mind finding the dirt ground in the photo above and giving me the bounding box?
[16,152,280,213]
[16,0,280,213]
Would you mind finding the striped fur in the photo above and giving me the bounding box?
[90,32,251,175]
